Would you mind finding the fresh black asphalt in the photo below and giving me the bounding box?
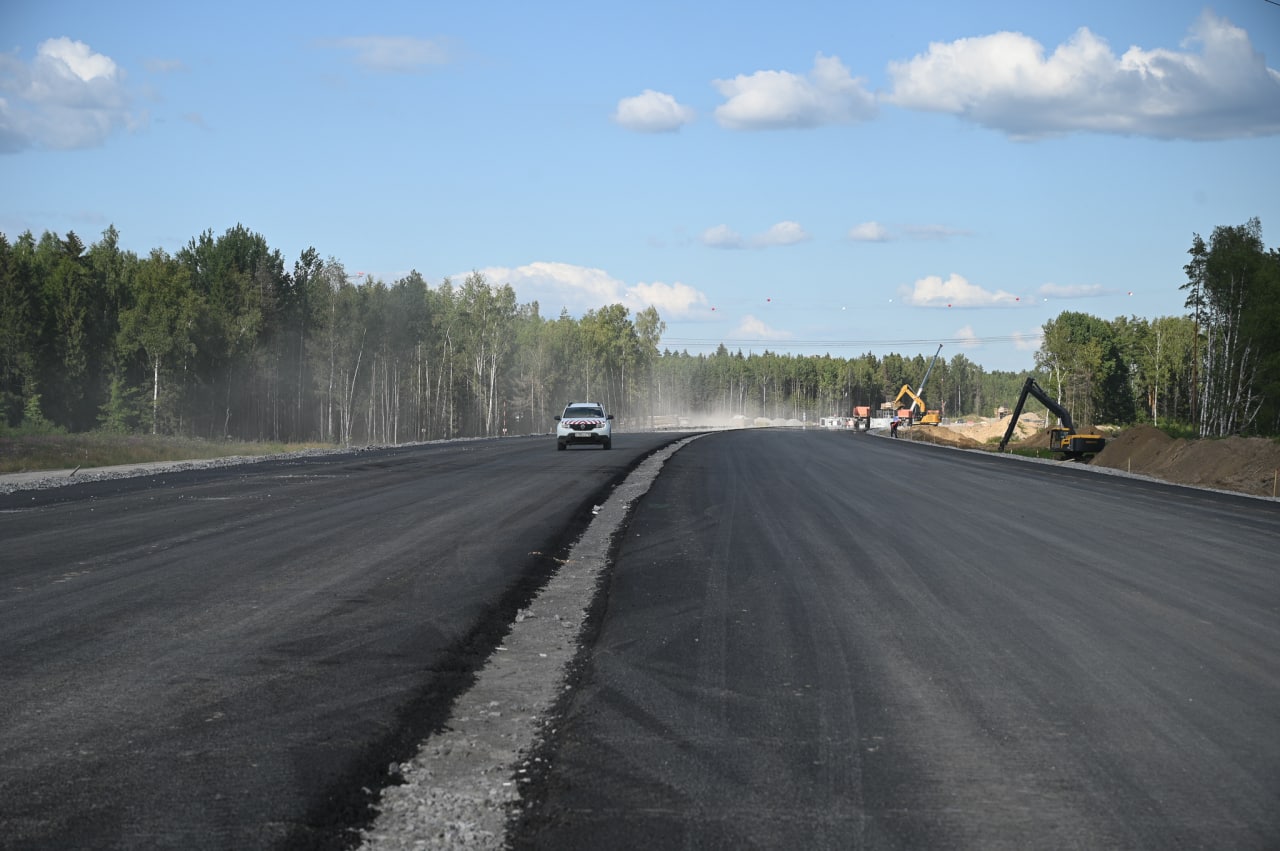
[2,429,1277,849]
[0,434,677,849]
[513,429,1280,849]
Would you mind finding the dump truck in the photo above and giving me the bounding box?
[998,376,1106,461]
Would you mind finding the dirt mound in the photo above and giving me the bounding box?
[907,418,1279,499]
[1094,426,1280,497]
[932,416,1040,446]
[1017,429,1055,450]
[906,426,984,449]
[905,416,1049,450]
[1092,425,1174,470]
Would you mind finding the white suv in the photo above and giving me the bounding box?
[555,402,613,450]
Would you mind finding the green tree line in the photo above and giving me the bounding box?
[0,224,671,443]
[3,220,1275,443]
[1182,218,1280,436]
[1033,218,1279,436]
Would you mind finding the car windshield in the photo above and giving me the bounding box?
[565,406,603,418]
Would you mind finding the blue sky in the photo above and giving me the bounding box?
[3,0,1279,371]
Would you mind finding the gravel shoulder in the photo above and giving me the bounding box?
[0,449,348,493]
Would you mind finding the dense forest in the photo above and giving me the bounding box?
[2,220,1276,444]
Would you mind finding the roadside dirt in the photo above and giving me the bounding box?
[905,418,1280,499]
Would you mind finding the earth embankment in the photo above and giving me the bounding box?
[903,419,1280,499]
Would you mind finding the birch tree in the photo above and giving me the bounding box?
[1183,218,1279,436]
[118,249,198,434]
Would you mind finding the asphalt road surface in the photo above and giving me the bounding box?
[3,429,1277,849]
[512,429,1280,849]
[0,433,679,849]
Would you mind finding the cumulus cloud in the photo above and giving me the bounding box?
[886,11,1280,140]
[752,221,810,247]
[323,36,453,72]
[614,89,695,132]
[848,221,894,242]
[703,221,809,249]
[1012,328,1044,351]
[625,280,708,316]
[478,261,620,308]
[848,222,970,242]
[955,325,981,348]
[956,324,1044,352]
[899,273,1024,307]
[735,315,792,340]
[713,53,877,130]
[1039,282,1106,299]
[0,37,140,153]
[701,224,744,249]
[477,261,708,318]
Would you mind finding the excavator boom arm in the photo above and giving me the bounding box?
[998,377,1076,452]
[890,344,944,418]
[915,343,943,400]
[892,384,926,415]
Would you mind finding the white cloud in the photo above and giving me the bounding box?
[887,11,1280,140]
[625,281,708,316]
[704,221,809,249]
[899,273,1023,307]
[903,224,972,241]
[955,325,981,348]
[752,221,810,247]
[714,53,877,130]
[479,261,620,308]
[957,324,1044,354]
[476,261,708,318]
[325,36,453,73]
[701,224,744,249]
[735,315,792,340]
[848,221,894,242]
[43,37,117,84]
[614,89,695,132]
[1038,282,1106,299]
[848,222,970,242]
[1012,329,1044,351]
[0,38,140,153]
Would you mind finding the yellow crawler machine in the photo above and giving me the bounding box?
[890,385,941,425]
[998,376,1106,460]
[892,344,943,425]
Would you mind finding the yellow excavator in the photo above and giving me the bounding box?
[889,344,943,425]
[998,376,1106,460]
